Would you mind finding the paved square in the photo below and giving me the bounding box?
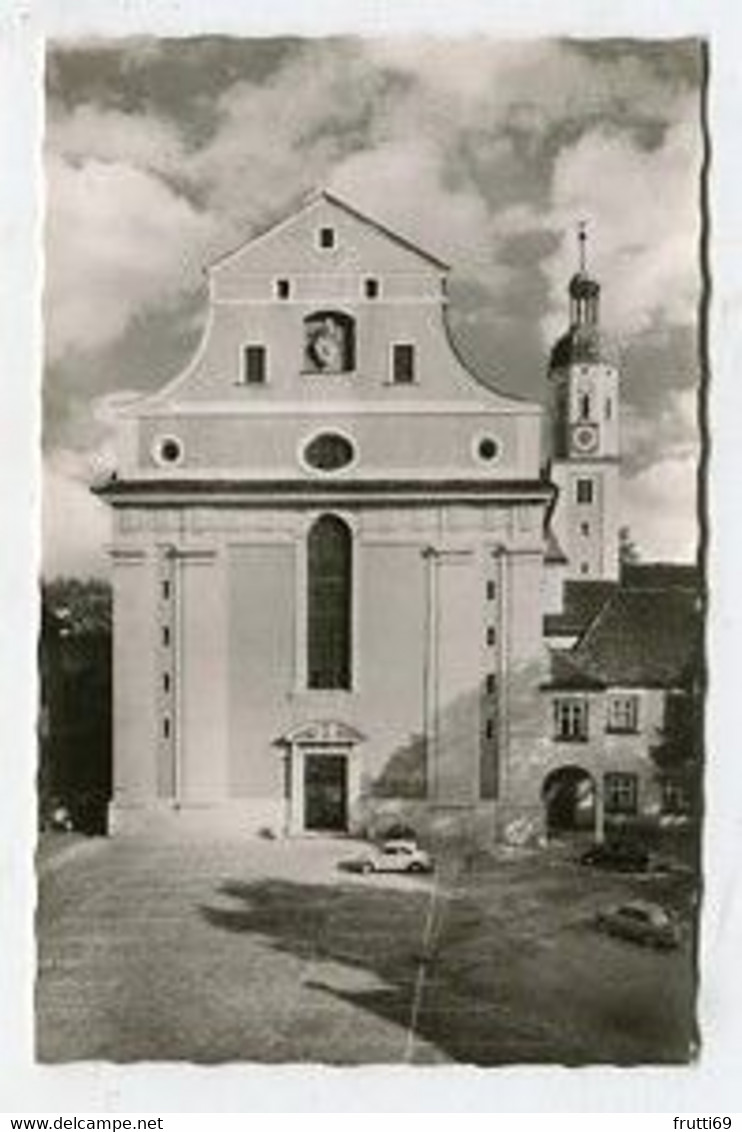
[37,834,697,1064]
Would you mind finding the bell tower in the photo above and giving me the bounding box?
[547,224,620,581]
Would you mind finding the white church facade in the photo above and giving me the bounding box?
[98,190,686,843]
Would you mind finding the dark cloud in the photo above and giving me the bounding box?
[44,294,206,451]
[47,36,308,142]
[566,37,705,89]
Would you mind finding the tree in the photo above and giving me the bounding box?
[650,685,702,818]
[39,578,112,833]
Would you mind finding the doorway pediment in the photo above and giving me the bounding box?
[283,720,365,746]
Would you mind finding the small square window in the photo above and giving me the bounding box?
[162,626,170,647]
[242,344,267,385]
[275,278,291,300]
[319,226,336,249]
[163,716,171,739]
[486,673,496,695]
[163,672,171,693]
[161,580,171,600]
[486,580,496,601]
[391,343,415,384]
[485,718,495,740]
[364,277,380,299]
[580,522,590,536]
[486,626,496,646]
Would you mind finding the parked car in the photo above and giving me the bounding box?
[579,840,650,872]
[596,900,681,949]
[341,839,434,875]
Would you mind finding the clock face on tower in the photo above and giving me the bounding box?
[571,423,599,455]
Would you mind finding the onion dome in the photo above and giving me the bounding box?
[549,228,617,369]
[550,322,617,368]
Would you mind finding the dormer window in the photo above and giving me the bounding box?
[318,226,336,250]
[275,278,291,300]
[364,277,380,299]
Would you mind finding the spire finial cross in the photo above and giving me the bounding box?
[577,220,588,273]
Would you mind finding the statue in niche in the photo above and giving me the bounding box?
[304,311,354,373]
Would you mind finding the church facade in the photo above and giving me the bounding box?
[97,190,687,843]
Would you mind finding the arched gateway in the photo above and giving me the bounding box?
[542,765,595,835]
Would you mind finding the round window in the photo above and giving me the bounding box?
[153,435,184,466]
[303,432,355,472]
[477,436,499,462]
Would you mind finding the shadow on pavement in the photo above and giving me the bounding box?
[200,874,696,1065]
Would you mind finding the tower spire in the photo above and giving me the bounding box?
[577,220,588,273]
[568,220,599,328]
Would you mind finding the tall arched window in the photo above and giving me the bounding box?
[307,515,352,689]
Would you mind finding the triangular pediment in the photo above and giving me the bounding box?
[209,190,449,283]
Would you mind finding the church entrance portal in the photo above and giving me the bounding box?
[304,752,348,832]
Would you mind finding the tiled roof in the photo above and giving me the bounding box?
[543,579,617,638]
[620,562,699,589]
[545,649,606,690]
[551,586,700,689]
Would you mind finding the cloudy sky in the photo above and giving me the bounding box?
[43,36,703,576]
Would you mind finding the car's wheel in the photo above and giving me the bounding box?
[361,861,374,875]
[408,863,423,873]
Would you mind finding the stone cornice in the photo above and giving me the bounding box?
[95,476,555,508]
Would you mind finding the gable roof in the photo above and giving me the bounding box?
[545,649,607,691]
[319,190,450,270]
[209,188,450,274]
[544,579,617,639]
[548,586,701,690]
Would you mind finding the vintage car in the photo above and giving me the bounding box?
[341,839,434,875]
[595,900,681,949]
[579,840,650,872]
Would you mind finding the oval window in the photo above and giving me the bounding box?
[303,432,355,472]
